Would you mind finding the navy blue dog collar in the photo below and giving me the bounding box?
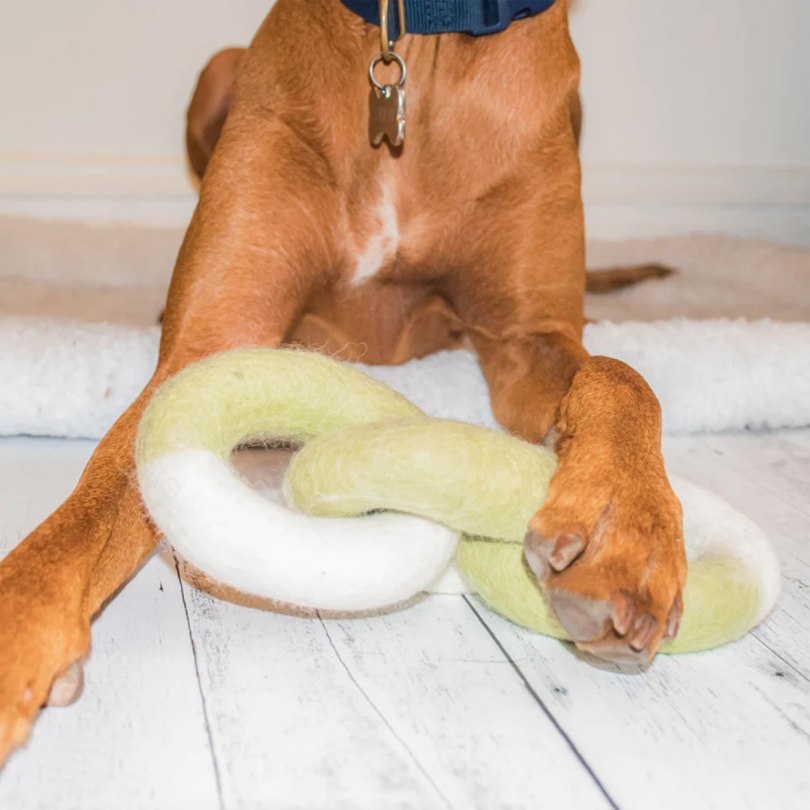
[341,0,556,38]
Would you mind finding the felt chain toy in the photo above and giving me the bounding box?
[136,349,781,654]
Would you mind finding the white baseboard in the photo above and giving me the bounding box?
[583,164,810,246]
[1,153,808,245]
[0,153,197,227]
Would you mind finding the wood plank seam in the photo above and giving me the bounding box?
[316,612,455,810]
[175,554,226,810]
[750,686,810,746]
[462,596,621,810]
[751,633,810,686]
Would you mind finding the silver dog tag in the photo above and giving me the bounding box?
[369,83,406,147]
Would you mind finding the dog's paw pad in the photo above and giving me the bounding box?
[547,583,674,664]
[548,588,633,644]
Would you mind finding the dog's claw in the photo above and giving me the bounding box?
[629,614,657,651]
[549,533,585,571]
[46,660,85,708]
[523,528,585,581]
[523,528,551,581]
[665,596,683,639]
[610,590,634,637]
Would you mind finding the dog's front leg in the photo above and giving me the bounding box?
[476,330,687,664]
[0,105,341,762]
[451,53,687,661]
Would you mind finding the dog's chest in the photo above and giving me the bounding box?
[349,181,400,287]
[339,14,575,288]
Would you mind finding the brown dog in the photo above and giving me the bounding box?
[0,0,686,764]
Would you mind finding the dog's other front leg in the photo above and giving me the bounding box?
[0,76,342,762]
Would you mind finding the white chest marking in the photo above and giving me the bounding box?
[351,185,399,287]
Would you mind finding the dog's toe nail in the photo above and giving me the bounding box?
[629,614,657,651]
[610,590,634,636]
[524,544,550,581]
[665,596,683,639]
[549,533,585,571]
[523,528,552,579]
[46,660,84,708]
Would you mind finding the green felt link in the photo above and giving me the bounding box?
[287,418,764,654]
[137,348,421,466]
[284,418,557,541]
[454,539,761,654]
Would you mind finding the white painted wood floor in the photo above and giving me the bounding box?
[1,430,809,810]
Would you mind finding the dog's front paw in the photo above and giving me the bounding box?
[0,592,89,766]
[524,474,686,664]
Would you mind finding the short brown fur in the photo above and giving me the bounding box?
[0,0,685,763]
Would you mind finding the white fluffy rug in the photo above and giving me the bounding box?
[2,316,809,439]
[1,217,809,439]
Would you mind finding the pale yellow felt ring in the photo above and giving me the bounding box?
[136,348,422,467]
[286,419,768,654]
[454,539,762,654]
[284,418,557,541]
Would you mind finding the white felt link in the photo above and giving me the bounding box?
[671,475,781,623]
[138,450,779,622]
[139,449,460,611]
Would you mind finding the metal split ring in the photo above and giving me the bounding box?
[368,51,406,91]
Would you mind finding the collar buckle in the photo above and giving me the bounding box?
[468,0,551,37]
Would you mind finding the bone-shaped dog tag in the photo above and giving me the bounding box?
[369,84,406,147]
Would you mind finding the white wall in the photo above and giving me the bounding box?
[570,0,810,245]
[0,0,271,223]
[1,0,808,244]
